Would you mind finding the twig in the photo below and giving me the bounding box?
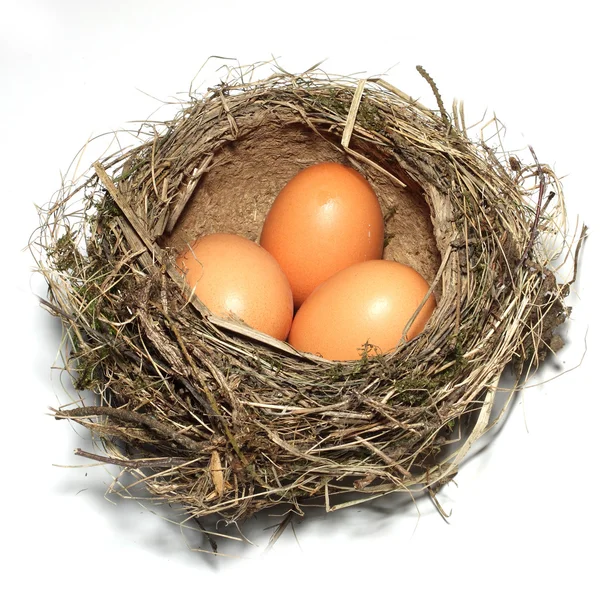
[568,224,588,287]
[517,146,545,269]
[74,448,190,469]
[54,406,206,453]
[416,65,450,127]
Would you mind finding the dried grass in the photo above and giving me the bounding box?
[32,62,576,532]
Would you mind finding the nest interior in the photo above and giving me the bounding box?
[162,117,441,291]
[37,66,572,528]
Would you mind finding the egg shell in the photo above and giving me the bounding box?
[260,162,384,308]
[287,260,437,361]
[175,233,293,340]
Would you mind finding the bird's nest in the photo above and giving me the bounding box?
[34,63,577,540]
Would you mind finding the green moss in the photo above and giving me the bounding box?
[356,100,386,133]
[388,341,468,406]
[47,229,79,272]
[96,193,120,219]
[73,358,99,390]
[317,91,386,135]
[393,376,432,405]
[318,89,351,116]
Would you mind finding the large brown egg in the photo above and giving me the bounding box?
[176,233,293,340]
[260,162,384,309]
[287,260,436,360]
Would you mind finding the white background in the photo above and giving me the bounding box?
[2,0,598,597]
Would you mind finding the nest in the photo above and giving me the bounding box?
[35,64,575,532]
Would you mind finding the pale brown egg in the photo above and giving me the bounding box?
[176,233,293,340]
[260,162,384,309]
[287,260,436,360]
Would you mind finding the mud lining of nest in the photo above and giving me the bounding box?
[35,65,575,529]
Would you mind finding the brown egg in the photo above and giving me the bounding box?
[175,233,293,340]
[260,162,384,309]
[288,260,436,361]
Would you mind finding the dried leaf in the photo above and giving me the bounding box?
[209,450,224,497]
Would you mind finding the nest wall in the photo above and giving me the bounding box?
[37,68,570,523]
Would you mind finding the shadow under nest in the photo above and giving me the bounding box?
[37,67,571,529]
